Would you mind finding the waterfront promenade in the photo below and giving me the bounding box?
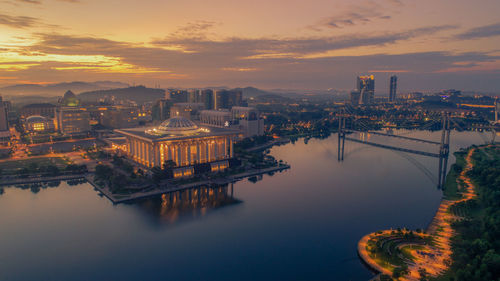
[357,148,477,280]
[0,174,87,186]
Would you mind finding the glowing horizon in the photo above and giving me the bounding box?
[1,0,500,92]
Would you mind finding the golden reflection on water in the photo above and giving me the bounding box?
[137,184,241,225]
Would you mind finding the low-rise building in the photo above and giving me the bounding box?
[199,110,232,127]
[115,116,240,177]
[20,103,57,118]
[24,115,55,133]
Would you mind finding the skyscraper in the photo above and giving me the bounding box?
[0,96,9,132]
[356,75,375,105]
[389,75,398,102]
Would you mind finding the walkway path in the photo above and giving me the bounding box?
[358,147,478,280]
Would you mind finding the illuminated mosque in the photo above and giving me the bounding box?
[115,116,240,177]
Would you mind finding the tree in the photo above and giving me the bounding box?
[95,164,113,181]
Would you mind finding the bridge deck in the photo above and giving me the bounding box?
[347,130,441,145]
[344,137,441,158]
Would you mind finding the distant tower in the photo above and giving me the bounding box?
[0,96,8,132]
[495,98,499,124]
[389,75,397,102]
[356,75,375,104]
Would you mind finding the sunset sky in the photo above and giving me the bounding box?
[1,0,499,93]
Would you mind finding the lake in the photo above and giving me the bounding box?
[0,130,492,281]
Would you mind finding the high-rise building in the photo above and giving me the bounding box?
[0,96,9,132]
[389,75,397,102]
[356,75,375,105]
[152,99,174,122]
[201,89,215,110]
[168,89,189,103]
[350,90,361,106]
[214,90,243,110]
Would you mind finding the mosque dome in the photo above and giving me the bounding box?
[26,115,47,123]
[148,116,203,136]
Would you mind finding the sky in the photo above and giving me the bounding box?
[0,0,499,93]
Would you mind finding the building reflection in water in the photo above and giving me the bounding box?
[132,183,242,226]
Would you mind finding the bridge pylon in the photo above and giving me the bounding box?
[438,112,451,189]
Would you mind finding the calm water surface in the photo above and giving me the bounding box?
[0,130,491,281]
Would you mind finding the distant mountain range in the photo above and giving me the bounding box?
[78,86,165,104]
[1,81,302,105]
[0,81,129,96]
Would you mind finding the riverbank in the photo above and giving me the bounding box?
[358,147,478,280]
[88,164,290,204]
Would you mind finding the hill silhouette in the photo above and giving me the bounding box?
[78,86,165,104]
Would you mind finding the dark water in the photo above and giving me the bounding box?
[0,130,492,281]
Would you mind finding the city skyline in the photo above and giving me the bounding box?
[0,0,499,92]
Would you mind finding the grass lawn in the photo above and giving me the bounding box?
[0,157,70,173]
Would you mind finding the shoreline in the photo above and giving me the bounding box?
[357,147,477,280]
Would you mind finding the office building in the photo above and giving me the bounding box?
[0,96,8,132]
[101,106,140,129]
[214,90,243,110]
[389,75,397,102]
[357,75,375,105]
[55,107,91,135]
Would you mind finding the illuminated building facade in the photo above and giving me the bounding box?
[25,115,55,133]
[357,75,375,105]
[115,116,239,176]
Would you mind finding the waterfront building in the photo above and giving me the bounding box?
[20,103,56,118]
[389,75,397,102]
[55,107,91,135]
[24,115,55,133]
[231,107,264,137]
[357,75,375,105]
[115,116,240,175]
